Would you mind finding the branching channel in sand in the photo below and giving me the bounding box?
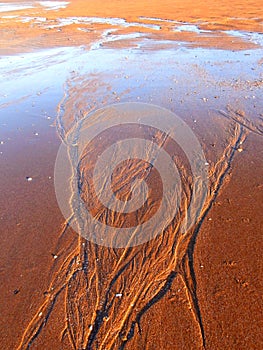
[17,76,263,350]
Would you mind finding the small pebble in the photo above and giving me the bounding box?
[0,141,4,145]
[26,177,33,181]
[115,293,122,298]
[242,217,251,223]
[13,289,20,295]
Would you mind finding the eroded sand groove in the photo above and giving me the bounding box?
[16,87,263,350]
[219,106,263,136]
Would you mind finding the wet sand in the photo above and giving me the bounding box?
[0,1,263,350]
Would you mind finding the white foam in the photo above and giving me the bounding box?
[44,16,161,30]
[139,16,178,24]
[0,3,34,13]
[225,30,263,46]
[77,27,92,33]
[1,15,19,19]
[90,31,144,50]
[20,16,47,23]
[39,1,69,11]
[174,24,211,34]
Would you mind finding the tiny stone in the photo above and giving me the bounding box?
[242,217,251,223]
[237,148,243,152]
[26,177,33,181]
[0,141,4,144]
[115,293,122,298]
[13,289,20,295]
[38,312,43,317]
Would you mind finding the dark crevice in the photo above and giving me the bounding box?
[182,125,246,350]
[119,271,177,350]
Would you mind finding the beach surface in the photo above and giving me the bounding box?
[0,1,262,349]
